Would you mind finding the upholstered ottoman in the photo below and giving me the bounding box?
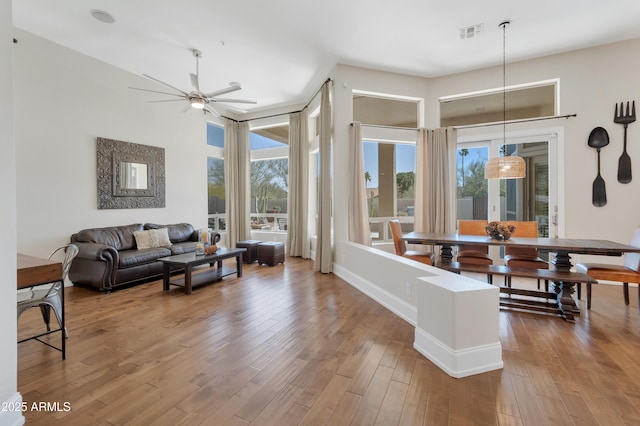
[257,241,285,266]
[236,240,261,263]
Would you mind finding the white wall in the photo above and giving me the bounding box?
[1,2,23,425]
[13,29,209,259]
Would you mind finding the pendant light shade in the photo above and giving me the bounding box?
[485,20,526,180]
[484,155,525,179]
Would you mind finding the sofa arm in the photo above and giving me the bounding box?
[69,242,119,291]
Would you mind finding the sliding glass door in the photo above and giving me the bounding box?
[457,137,552,239]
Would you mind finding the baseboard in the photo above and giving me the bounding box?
[414,327,503,378]
[333,263,417,326]
[0,392,25,426]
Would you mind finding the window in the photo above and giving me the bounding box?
[447,80,558,239]
[207,123,224,148]
[353,91,421,241]
[207,123,225,230]
[249,126,288,232]
[440,80,557,127]
[456,139,551,239]
[353,91,420,128]
[363,141,416,239]
[456,145,489,220]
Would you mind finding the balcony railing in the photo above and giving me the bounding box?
[209,213,409,239]
[208,213,288,232]
[369,216,414,241]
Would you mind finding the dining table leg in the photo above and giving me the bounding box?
[553,251,579,320]
[440,244,454,263]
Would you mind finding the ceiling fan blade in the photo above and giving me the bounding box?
[204,84,241,98]
[190,73,200,92]
[142,74,188,95]
[147,98,187,103]
[181,103,192,113]
[212,98,257,104]
[129,87,186,98]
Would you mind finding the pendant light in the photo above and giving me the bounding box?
[484,20,526,179]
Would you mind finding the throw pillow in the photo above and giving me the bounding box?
[134,228,172,249]
[154,227,172,247]
[134,230,154,249]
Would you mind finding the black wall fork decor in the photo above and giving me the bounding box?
[614,100,635,183]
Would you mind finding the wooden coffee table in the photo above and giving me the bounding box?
[158,247,246,295]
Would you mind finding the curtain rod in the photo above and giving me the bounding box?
[221,78,333,123]
[349,113,577,131]
[455,113,577,129]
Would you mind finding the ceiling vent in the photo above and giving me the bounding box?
[459,24,484,40]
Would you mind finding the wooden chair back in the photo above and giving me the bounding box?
[503,221,539,257]
[457,220,489,254]
[388,220,407,256]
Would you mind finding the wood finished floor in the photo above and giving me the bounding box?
[17,256,640,425]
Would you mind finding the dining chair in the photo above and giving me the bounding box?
[457,220,493,283]
[17,244,79,338]
[388,220,436,266]
[503,221,549,289]
[576,227,640,309]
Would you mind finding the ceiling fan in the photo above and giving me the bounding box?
[130,49,256,117]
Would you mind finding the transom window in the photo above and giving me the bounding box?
[440,80,558,127]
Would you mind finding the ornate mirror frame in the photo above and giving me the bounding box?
[97,137,165,209]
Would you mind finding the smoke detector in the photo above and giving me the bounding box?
[459,24,484,40]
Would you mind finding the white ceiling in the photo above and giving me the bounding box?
[12,0,640,115]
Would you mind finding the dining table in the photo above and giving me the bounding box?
[402,232,640,320]
[17,253,65,358]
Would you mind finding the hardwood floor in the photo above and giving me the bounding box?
[17,256,640,425]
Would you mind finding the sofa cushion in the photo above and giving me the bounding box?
[134,228,172,249]
[144,223,195,243]
[170,241,197,255]
[118,247,171,268]
[75,224,143,251]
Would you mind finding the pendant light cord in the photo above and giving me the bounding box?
[500,20,510,154]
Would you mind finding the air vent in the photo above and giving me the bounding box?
[459,24,484,40]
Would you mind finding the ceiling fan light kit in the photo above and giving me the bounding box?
[189,98,205,109]
[129,48,256,117]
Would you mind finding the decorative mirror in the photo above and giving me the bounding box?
[97,137,165,209]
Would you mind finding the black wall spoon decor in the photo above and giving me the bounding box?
[613,100,635,183]
[587,127,609,207]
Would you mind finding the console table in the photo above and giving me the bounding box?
[159,248,246,295]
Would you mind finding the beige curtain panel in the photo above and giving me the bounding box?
[287,108,311,258]
[348,122,372,246]
[224,119,250,247]
[414,127,457,233]
[315,82,333,273]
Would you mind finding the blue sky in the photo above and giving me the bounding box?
[363,143,489,188]
[457,147,488,169]
[207,123,285,149]
[363,142,416,188]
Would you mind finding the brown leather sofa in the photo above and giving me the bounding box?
[69,223,198,292]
